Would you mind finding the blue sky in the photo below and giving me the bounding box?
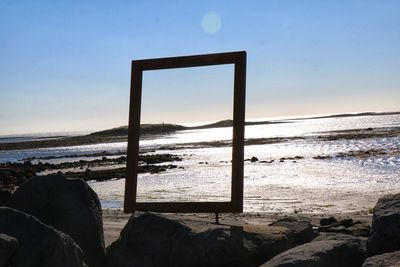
[1,0,399,135]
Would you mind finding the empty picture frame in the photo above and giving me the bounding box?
[124,51,246,213]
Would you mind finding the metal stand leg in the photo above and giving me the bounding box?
[215,212,220,224]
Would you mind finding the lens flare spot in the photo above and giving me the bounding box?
[201,12,222,34]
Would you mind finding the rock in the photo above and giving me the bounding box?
[261,233,366,267]
[347,223,371,237]
[105,213,315,267]
[260,160,274,164]
[0,190,12,205]
[362,250,400,266]
[320,217,337,226]
[313,155,332,160]
[250,156,259,162]
[6,175,105,267]
[338,219,354,227]
[313,232,366,242]
[318,218,371,237]
[0,207,87,267]
[0,233,18,267]
[320,218,353,228]
[325,223,371,237]
[269,217,317,244]
[367,192,400,256]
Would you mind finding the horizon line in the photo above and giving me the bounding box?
[1,109,399,138]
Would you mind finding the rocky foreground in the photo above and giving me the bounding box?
[1,175,400,266]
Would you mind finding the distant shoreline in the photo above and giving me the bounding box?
[288,111,400,121]
[0,120,288,151]
[0,111,398,151]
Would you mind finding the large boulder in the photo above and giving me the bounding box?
[0,233,18,267]
[105,213,316,267]
[367,192,400,255]
[6,175,105,267]
[362,250,400,266]
[261,233,367,267]
[0,207,86,267]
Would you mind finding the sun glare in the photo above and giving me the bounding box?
[201,11,222,34]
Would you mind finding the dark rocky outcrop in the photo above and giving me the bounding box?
[362,250,400,266]
[6,175,105,267]
[250,156,259,162]
[105,213,316,267]
[0,190,12,205]
[0,233,18,267]
[0,153,182,185]
[261,233,367,267]
[0,164,34,191]
[367,192,400,256]
[0,207,86,267]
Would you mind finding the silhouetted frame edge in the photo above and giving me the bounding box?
[124,51,246,213]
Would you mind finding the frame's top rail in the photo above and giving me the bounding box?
[132,51,246,70]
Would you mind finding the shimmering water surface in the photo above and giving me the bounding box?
[1,114,400,213]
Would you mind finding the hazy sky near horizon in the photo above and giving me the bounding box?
[1,0,400,135]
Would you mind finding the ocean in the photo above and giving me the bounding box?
[1,114,399,214]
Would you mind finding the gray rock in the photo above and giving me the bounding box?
[363,250,400,266]
[337,223,371,237]
[6,175,105,267]
[320,217,337,226]
[0,233,18,267]
[269,217,317,244]
[313,232,367,242]
[0,207,86,267]
[367,192,400,256]
[105,213,316,267]
[318,219,371,237]
[261,233,366,267]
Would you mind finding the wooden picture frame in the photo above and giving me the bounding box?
[124,51,246,213]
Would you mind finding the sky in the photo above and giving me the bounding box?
[0,0,399,135]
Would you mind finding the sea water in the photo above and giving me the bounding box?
[1,114,399,213]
